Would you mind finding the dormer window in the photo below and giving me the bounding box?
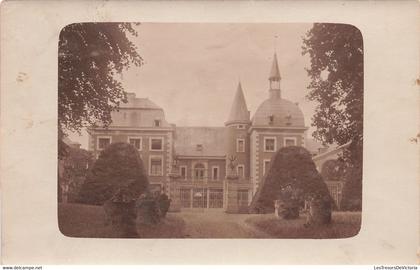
[154,119,161,127]
[285,113,292,126]
[268,115,274,125]
[196,144,203,151]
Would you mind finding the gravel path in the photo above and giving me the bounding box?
[176,210,272,238]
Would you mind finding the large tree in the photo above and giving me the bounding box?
[58,23,142,151]
[302,23,363,210]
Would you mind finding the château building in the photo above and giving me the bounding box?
[88,53,343,212]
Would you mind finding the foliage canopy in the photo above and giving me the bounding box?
[58,23,142,139]
[302,24,363,210]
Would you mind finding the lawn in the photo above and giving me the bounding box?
[245,211,361,239]
[58,203,186,238]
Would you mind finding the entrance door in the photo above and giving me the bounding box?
[192,188,207,208]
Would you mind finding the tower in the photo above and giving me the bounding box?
[268,53,281,99]
[224,81,252,213]
[248,53,307,198]
[225,81,251,180]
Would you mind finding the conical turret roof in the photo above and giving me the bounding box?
[225,82,250,125]
[269,53,281,81]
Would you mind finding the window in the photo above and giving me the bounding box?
[128,137,142,150]
[149,156,163,176]
[285,114,292,126]
[154,119,161,127]
[237,189,249,207]
[237,124,245,129]
[194,163,205,180]
[236,139,245,152]
[284,137,297,147]
[97,137,111,150]
[268,115,274,125]
[212,166,219,180]
[263,159,271,175]
[237,165,245,179]
[196,144,203,151]
[150,137,163,151]
[180,166,187,180]
[264,137,276,152]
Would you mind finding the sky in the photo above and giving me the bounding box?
[69,23,316,149]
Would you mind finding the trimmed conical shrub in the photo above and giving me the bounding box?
[250,146,333,215]
[78,142,149,205]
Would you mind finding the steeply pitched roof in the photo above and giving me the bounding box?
[225,82,250,125]
[269,53,281,81]
[174,127,226,157]
[119,93,161,110]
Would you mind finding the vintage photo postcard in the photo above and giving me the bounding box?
[1,0,418,265]
[57,22,362,240]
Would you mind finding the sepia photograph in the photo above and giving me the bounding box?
[1,0,418,265]
[57,22,363,239]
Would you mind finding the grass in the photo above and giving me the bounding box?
[58,203,186,238]
[245,211,361,239]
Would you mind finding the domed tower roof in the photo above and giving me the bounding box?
[252,98,305,127]
[225,81,251,126]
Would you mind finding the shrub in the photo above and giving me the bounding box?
[78,142,149,205]
[250,146,333,216]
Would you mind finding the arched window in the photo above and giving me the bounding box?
[194,163,205,180]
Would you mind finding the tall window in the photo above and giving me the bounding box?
[237,189,249,207]
[284,137,297,147]
[128,137,142,150]
[180,166,187,180]
[264,137,276,152]
[194,163,205,180]
[154,119,161,127]
[212,167,219,180]
[150,157,163,176]
[97,137,111,150]
[236,139,245,152]
[150,137,163,151]
[263,159,271,175]
[237,165,245,179]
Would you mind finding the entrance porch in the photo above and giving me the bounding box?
[168,179,253,213]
